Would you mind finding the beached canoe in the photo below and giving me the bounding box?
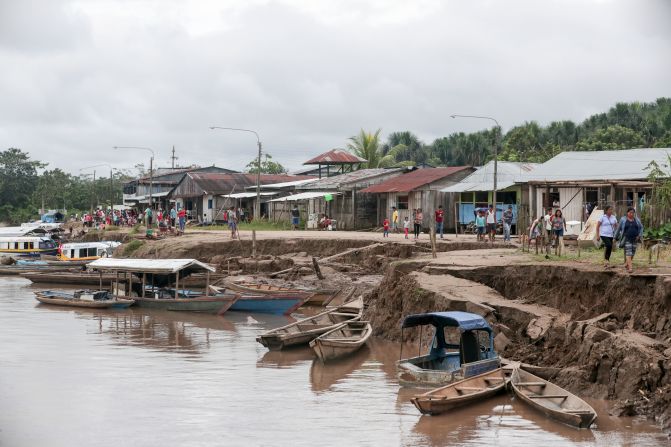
[132,294,239,315]
[209,285,308,315]
[411,368,508,415]
[309,320,372,362]
[34,290,135,309]
[257,297,364,350]
[224,280,337,306]
[511,368,597,429]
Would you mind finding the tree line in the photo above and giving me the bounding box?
[348,97,671,168]
[0,148,132,224]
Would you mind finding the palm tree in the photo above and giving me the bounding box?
[347,129,382,168]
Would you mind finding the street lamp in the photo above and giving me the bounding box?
[209,127,263,221]
[113,146,155,226]
[450,114,501,221]
[82,164,115,216]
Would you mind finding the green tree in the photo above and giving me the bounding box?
[347,129,383,168]
[0,148,46,207]
[245,153,287,174]
[575,125,646,151]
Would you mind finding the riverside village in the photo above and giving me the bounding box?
[2,2,671,446]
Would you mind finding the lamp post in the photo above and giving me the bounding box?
[450,114,501,221]
[82,164,114,216]
[209,127,263,221]
[113,146,155,226]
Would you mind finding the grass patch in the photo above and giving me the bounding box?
[104,225,120,231]
[122,240,144,256]
[526,243,671,267]
[196,220,293,231]
[128,224,142,236]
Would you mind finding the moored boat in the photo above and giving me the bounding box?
[57,241,121,261]
[224,280,338,306]
[257,297,364,350]
[87,258,237,315]
[209,285,308,315]
[397,311,500,387]
[510,368,597,429]
[34,290,135,309]
[309,320,372,362]
[0,236,58,258]
[411,368,508,415]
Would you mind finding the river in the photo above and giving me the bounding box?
[0,277,667,446]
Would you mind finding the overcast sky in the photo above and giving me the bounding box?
[1,0,670,174]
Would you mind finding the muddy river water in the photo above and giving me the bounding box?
[0,277,668,446]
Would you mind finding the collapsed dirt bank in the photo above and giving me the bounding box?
[365,258,671,432]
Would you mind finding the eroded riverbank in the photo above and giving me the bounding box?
[79,230,671,435]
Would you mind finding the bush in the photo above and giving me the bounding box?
[122,240,144,256]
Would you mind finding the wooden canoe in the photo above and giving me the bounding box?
[256,297,364,351]
[411,368,508,415]
[224,280,336,305]
[511,367,597,429]
[309,320,372,362]
[34,290,135,309]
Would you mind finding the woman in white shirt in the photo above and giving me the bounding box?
[596,205,618,268]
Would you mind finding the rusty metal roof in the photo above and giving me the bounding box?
[360,167,472,193]
[303,149,367,165]
[296,168,402,190]
[176,173,315,196]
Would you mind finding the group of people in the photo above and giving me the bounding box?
[529,208,568,255]
[596,206,643,273]
[80,209,139,229]
[383,206,447,240]
[143,206,187,233]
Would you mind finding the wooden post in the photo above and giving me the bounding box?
[175,271,179,299]
[99,271,103,290]
[454,202,458,238]
[205,271,210,296]
[252,230,257,259]
[312,257,324,280]
[429,219,438,259]
[141,272,145,298]
[115,271,119,296]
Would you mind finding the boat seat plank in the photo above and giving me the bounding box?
[528,394,568,399]
[455,387,484,391]
[483,378,505,382]
[564,410,595,414]
[517,382,547,387]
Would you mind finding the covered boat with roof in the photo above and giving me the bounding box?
[397,311,500,387]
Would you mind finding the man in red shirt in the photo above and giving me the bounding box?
[435,205,445,239]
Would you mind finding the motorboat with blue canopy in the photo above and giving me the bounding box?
[397,311,499,387]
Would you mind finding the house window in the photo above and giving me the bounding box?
[460,192,474,203]
[208,199,213,210]
[498,191,517,204]
[397,195,409,210]
[475,191,488,203]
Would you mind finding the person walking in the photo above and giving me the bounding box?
[502,205,513,242]
[403,216,410,239]
[228,207,239,239]
[435,205,445,239]
[486,204,496,242]
[144,206,153,228]
[290,205,300,230]
[170,206,177,228]
[177,207,186,233]
[383,218,390,238]
[392,207,399,233]
[551,209,567,256]
[596,205,618,269]
[475,210,486,242]
[615,207,643,274]
[414,208,423,239]
[543,207,553,257]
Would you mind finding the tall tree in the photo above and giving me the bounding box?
[347,129,383,168]
[245,153,287,174]
[0,148,46,208]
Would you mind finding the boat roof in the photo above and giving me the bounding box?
[401,311,491,332]
[87,258,216,274]
[61,242,121,248]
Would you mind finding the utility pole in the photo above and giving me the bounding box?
[171,146,178,169]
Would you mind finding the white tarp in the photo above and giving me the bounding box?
[268,191,342,202]
[221,192,278,199]
[88,258,216,273]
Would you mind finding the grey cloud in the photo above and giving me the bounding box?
[0,0,669,173]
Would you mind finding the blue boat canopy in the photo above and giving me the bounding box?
[401,311,492,332]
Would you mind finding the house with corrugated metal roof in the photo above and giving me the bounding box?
[359,166,475,231]
[303,149,367,178]
[441,161,540,234]
[170,172,315,222]
[520,148,671,232]
[265,168,404,230]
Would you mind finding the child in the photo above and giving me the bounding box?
[476,210,486,242]
[403,216,410,239]
[383,218,390,238]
